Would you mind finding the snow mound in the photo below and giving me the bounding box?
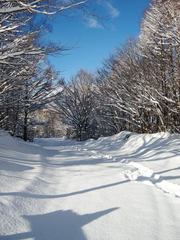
[82,131,180,198]
[0,130,18,149]
[84,131,132,151]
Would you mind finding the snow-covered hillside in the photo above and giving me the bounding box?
[0,130,180,240]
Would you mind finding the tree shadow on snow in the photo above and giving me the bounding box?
[0,159,34,172]
[0,179,129,199]
[1,208,118,240]
[115,136,180,162]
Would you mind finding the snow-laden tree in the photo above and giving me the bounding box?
[0,1,87,15]
[139,0,180,131]
[0,0,91,139]
[95,41,151,133]
[55,70,97,140]
[20,65,61,141]
[0,23,60,140]
[94,0,180,135]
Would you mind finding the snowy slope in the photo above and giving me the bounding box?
[0,130,180,240]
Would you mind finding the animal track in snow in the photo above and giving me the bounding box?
[80,145,180,198]
[124,162,180,198]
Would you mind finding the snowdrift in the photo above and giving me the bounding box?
[0,130,18,149]
[83,131,180,197]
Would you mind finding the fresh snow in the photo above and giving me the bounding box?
[0,130,180,240]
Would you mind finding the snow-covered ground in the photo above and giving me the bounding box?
[0,130,180,240]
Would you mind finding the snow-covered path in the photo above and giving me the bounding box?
[0,132,180,240]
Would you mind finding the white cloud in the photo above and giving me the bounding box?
[84,1,119,29]
[105,2,120,18]
[85,16,102,29]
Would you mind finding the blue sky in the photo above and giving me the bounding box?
[45,0,150,80]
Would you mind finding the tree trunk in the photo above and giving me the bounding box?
[23,110,28,141]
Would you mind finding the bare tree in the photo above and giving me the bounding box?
[56,70,96,140]
[0,0,91,139]
[94,0,180,135]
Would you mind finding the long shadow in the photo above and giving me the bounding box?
[0,155,42,165]
[0,179,129,199]
[83,132,132,152]
[2,208,118,240]
[44,150,90,161]
[112,135,180,165]
[0,159,34,172]
[137,174,180,188]
[0,142,60,172]
[2,134,177,170]
[35,138,83,147]
[84,136,180,168]
[48,158,111,167]
[159,175,180,181]
[0,140,43,173]
[156,166,180,174]
[0,173,32,181]
[102,135,180,186]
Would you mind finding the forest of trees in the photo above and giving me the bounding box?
[0,0,180,141]
[0,0,89,140]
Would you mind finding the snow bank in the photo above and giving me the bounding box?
[84,131,132,151]
[83,131,180,197]
[0,130,18,149]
